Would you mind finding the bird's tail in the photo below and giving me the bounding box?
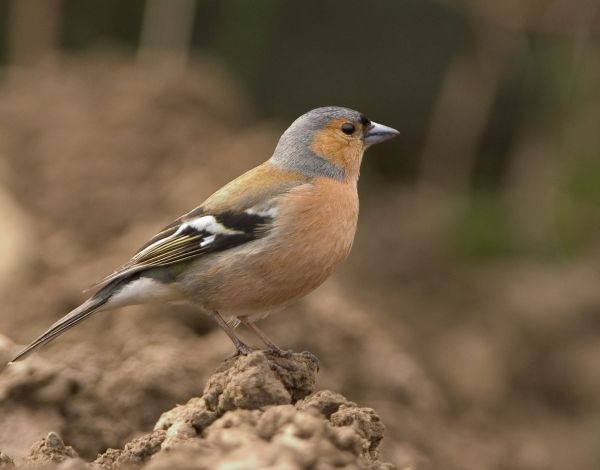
[10,290,113,363]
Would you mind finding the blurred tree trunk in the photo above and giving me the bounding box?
[417,24,521,195]
[417,0,531,197]
[7,0,62,65]
[506,8,600,252]
[138,0,197,69]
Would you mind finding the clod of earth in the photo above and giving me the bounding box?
[2,350,394,469]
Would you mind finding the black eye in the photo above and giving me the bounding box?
[341,123,355,135]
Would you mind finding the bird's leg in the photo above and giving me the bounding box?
[211,310,254,355]
[238,316,283,352]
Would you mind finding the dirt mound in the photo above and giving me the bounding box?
[2,54,600,469]
[0,323,232,460]
[3,351,393,469]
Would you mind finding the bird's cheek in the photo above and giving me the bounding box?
[310,130,357,169]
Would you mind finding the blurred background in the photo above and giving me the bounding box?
[0,0,599,468]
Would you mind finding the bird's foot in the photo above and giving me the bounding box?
[234,341,255,356]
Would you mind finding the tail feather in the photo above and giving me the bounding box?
[10,294,111,363]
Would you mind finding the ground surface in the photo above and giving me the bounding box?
[0,350,392,469]
[1,56,600,469]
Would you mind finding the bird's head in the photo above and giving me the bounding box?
[270,106,399,181]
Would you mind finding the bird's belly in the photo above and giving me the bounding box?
[182,179,359,314]
[187,230,352,313]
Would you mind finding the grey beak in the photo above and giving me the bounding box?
[364,121,400,146]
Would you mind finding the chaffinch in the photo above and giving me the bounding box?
[11,106,399,361]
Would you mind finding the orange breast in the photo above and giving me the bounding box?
[191,178,359,314]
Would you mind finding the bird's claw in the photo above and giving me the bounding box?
[234,342,255,356]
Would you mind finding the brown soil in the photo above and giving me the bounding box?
[8,350,391,469]
[0,55,599,469]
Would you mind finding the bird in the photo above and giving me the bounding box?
[10,106,399,362]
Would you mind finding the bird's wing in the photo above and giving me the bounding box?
[14,208,277,363]
[89,162,311,290]
[91,205,277,289]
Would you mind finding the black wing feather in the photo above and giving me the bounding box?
[91,208,274,288]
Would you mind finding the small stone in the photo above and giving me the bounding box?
[25,432,79,465]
